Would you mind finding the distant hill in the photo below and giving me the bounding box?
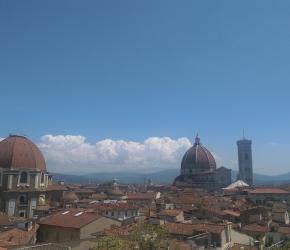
[52,169,290,185]
[52,169,179,184]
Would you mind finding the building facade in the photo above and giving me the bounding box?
[0,134,52,218]
[237,138,253,185]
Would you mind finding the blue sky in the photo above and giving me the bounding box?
[1,1,290,174]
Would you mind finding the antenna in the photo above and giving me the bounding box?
[242,129,245,139]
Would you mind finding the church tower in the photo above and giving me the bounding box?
[237,138,253,185]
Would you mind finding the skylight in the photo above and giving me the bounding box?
[74,212,84,217]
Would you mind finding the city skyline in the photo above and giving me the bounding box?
[0,133,286,176]
[1,1,290,174]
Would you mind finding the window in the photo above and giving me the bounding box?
[0,171,2,186]
[19,211,25,217]
[41,172,45,184]
[20,172,28,184]
[111,211,114,216]
[19,195,26,204]
[245,153,249,160]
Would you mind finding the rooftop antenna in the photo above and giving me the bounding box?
[242,129,245,139]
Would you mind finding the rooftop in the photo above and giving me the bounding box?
[38,209,101,229]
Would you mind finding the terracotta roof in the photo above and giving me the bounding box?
[278,226,290,235]
[164,222,225,236]
[38,209,101,228]
[191,223,226,234]
[34,205,51,211]
[127,192,156,200]
[92,193,108,200]
[223,210,241,217]
[95,203,138,212]
[0,135,46,171]
[46,184,68,191]
[163,222,194,236]
[107,189,125,196]
[0,224,39,247]
[158,209,183,217]
[248,188,289,194]
[243,223,268,233]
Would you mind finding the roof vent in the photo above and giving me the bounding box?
[74,212,84,217]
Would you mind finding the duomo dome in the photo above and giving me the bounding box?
[180,135,216,175]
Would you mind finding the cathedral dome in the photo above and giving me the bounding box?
[181,135,216,175]
[0,134,46,171]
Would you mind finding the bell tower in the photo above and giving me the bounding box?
[237,137,253,185]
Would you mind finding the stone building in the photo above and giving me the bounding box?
[38,208,121,243]
[174,135,231,189]
[237,138,253,185]
[0,134,52,218]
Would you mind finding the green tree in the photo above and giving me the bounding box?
[277,240,290,250]
[94,235,124,250]
[128,223,170,250]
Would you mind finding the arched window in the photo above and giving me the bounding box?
[19,195,26,204]
[20,172,28,184]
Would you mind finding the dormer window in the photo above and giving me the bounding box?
[20,172,28,184]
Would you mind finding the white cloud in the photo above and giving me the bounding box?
[38,135,192,174]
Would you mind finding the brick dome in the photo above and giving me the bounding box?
[180,135,216,174]
[0,135,46,171]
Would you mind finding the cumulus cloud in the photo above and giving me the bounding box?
[38,135,192,173]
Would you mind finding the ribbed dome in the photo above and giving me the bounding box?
[0,135,46,171]
[181,135,216,175]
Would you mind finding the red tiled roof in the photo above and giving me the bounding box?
[46,184,68,191]
[38,209,101,229]
[163,222,194,236]
[243,223,268,233]
[278,226,290,235]
[158,209,183,217]
[95,203,139,212]
[164,222,225,236]
[0,224,39,247]
[249,188,289,194]
[223,210,241,217]
[127,192,156,200]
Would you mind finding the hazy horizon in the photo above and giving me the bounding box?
[1,1,290,175]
